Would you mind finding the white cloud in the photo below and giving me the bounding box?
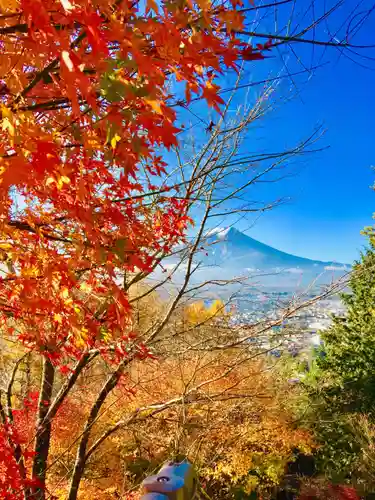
[324,265,348,271]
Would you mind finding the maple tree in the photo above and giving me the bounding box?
[0,0,272,497]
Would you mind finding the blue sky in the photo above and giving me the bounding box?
[176,0,375,264]
[242,47,375,264]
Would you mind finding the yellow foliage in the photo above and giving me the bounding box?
[185,299,228,326]
[39,350,315,499]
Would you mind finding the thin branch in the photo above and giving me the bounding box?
[6,353,28,423]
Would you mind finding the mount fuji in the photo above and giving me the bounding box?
[204,227,349,273]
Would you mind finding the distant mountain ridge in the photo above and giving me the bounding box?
[205,227,350,273]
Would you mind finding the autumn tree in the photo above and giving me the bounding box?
[88,353,315,499]
[0,0,373,499]
[0,0,262,497]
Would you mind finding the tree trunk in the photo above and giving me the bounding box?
[67,362,126,500]
[31,357,55,500]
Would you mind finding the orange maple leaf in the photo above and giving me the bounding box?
[202,80,225,113]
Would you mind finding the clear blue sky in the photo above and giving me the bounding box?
[178,0,375,264]
[243,0,375,264]
[241,49,375,264]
